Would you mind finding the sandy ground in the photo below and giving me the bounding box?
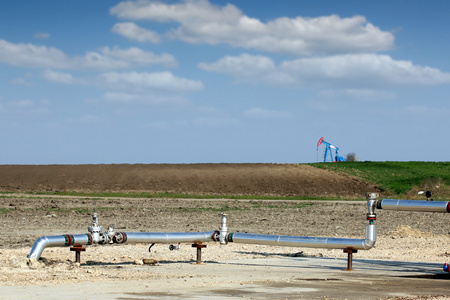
[1,195,449,299]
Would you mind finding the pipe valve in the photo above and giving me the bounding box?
[366,192,378,221]
[169,243,181,251]
[88,213,103,243]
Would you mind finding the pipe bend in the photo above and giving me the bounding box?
[28,234,92,260]
[28,236,50,259]
[362,238,376,250]
[28,235,65,260]
[361,224,377,250]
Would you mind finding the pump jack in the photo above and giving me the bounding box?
[317,137,346,162]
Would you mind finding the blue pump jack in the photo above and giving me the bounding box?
[317,137,346,162]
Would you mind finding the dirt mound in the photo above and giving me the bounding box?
[0,163,380,197]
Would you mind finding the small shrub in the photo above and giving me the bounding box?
[345,153,359,162]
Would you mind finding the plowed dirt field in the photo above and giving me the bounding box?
[0,163,380,197]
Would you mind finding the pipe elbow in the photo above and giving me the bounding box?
[362,238,376,250]
[362,224,377,250]
[28,236,50,259]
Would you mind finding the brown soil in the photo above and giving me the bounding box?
[0,163,381,198]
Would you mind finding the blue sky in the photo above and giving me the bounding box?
[1,0,449,164]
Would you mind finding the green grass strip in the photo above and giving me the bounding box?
[310,161,450,196]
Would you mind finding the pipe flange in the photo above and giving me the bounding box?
[113,232,127,244]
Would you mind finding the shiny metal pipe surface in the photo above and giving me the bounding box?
[122,231,217,244]
[28,234,92,260]
[379,199,450,213]
[230,224,376,251]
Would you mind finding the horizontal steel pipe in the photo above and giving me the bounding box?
[28,234,93,260]
[378,199,450,213]
[229,224,376,251]
[28,231,217,260]
[116,231,217,244]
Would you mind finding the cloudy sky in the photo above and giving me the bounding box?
[1,0,449,164]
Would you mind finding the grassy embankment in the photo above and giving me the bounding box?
[311,161,450,200]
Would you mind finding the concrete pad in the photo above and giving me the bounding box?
[1,257,449,299]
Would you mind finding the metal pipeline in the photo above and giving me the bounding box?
[377,199,450,213]
[28,231,218,260]
[28,193,380,261]
[28,234,93,259]
[226,224,376,250]
[112,231,217,244]
[224,192,378,251]
[28,210,219,260]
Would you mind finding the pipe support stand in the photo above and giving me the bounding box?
[70,244,86,263]
[192,243,207,264]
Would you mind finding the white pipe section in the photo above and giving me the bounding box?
[229,224,376,251]
[378,199,450,213]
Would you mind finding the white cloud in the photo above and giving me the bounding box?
[10,78,30,85]
[102,92,188,105]
[317,89,396,102]
[77,51,130,70]
[308,89,397,112]
[110,0,241,23]
[0,39,72,69]
[198,54,275,77]
[200,53,450,88]
[99,71,204,92]
[244,107,292,120]
[103,92,138,103]
[42,69,80,84]
[110,0,394,55]
[111,22,160,43]
[279,54,450,87]
[0,39,174,71]
[101,46,176,67]
[34,32,50,40]
[192,116,239,128]
[0,98,49,114]
[403,105,450,117]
